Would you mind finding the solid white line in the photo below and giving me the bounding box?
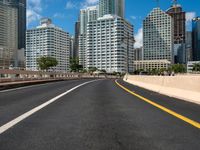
[0,80,97,134]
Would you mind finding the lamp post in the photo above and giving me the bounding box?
[121,33,135,74]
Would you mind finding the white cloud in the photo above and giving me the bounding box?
[186,12,196,30]
[66,0,98,10]
[27,9,41,25]
[53,13,65,19]
[28,0,42,12]
[27,0,42,27]
[186,12,196,22]
[66,1,77,9]
[81,0,98,8]
[86,0,98,5]
[134,28,143,48]
[130,16,137,20]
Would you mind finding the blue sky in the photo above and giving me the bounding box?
[27,0,200,47]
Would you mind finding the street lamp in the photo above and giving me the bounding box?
[121,33,135,74]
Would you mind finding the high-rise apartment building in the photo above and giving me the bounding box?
[98,0,124,18]
[192,17,200,61]
[78,0,134,73]
[26,18,70,72]
[0,1,18,68]
[143,8,174,63]
[79,6,98,68]
[86,15,134,73]
[80,6,98,35]
[166,1,186,64]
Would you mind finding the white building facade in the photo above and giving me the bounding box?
[79,6,98,68]
[78,0,134,73]
[86,15,134,73]
[26,18,70,72]
[187,61,200,73]
[133,60,171,71]
[143,8,174,63]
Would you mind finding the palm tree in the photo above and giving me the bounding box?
[192,63,200,72]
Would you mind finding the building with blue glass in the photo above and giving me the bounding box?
[192,17,200,61]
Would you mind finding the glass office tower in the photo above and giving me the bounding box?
[98,0,124,18]
[192,17,200,61]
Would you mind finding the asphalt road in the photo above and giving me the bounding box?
[0,79,199,150]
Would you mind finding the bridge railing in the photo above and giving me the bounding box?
[0,69,85,83]
[0,69,119,83]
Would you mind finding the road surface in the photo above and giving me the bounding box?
[0,79,199,150]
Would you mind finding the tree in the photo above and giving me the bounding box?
[134,69,144,75]
[100,69,107,74]
[170,64,186,74]
[37,56,58,71]
[150,68,159,75]
[192,63,200,72]
[88,67,97,73]
[159,68,168,75]
[70,57,83,72]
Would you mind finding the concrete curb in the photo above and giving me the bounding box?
[0,79,78,91]
[124,75,200,105]
[0,77,105,91]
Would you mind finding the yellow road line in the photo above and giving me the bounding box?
[115,80,200,129]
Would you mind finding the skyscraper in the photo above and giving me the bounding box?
[134,48,143,61]
[16,0,26,50]
[73,21,80,58]
[70,36,75,58]
[166,1,186,64]
[98,0,124,18]
[192,17,200,61]
[26,18,70,72]
[79,6,98,68]
[0,0,26,49]
[143,8,174,63]
[186,31,193,61]
[0,0,18,68]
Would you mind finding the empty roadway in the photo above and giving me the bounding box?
[0,79,199,150]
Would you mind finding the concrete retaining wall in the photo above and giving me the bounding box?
[124,75,200,105]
